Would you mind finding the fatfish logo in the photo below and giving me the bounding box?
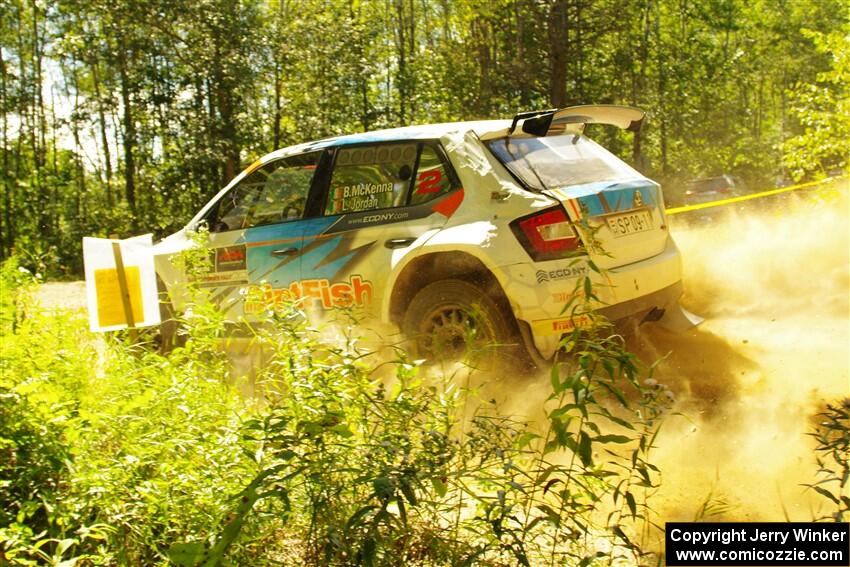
[245,275,373,313]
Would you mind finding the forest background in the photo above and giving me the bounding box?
[1,0,848,277]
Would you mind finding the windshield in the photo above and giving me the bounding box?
[485,135,642,192]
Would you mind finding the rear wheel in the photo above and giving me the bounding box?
[402,279,529,369]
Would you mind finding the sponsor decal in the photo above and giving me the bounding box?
[340,182,394,198]
[531,314,594,336]
[356,211,410,225]
[550,314,593,332]
[331,182,397,213]
[633,189,644,208]
[214,245,246,272]
[244,275,373,313]
[535,264,588,283]
[552,291,575,303]
[195,271,248,287]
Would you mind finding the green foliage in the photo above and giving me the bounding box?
[153,282,673,565]
[782,26,850,180]
[2,249,843,564]
[805,399,850,522]
[0,255,38,335]
[1,255,675,565]
[0,264,264,564]
[1,0,848,273]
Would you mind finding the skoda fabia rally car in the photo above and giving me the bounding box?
[153,105,698,365]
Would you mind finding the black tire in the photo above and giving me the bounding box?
[401,279,529,369]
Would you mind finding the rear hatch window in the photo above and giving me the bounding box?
[486,135,642,190]
[485,135,668,268]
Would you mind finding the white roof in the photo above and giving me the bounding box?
[264,120,512,160]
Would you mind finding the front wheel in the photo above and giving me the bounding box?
[401,279,529,369]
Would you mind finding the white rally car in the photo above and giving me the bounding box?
[153,105,698,364]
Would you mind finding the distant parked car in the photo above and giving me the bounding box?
[678,175,749,222]
[683,175,747,206]
[152,105,699,365]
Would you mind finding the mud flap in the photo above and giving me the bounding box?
[658,302,704,331]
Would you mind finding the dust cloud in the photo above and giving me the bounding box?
[635,187,849,522]
[475,184,849,525]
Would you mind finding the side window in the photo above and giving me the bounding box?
[325,143,417,215]
[409,145,456,205]
[210,152,319,231]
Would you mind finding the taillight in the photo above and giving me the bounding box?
[511,206,582,261]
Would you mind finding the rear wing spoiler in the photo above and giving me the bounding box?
[480,105,645,140]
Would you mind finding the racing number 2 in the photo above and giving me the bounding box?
[416,170,442,194]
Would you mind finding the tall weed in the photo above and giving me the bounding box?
[806,399,850,522]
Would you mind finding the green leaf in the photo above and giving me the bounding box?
[601,413,636,430]
[55,538,76,557]
[346,505,378,531]
[514,431,540,449]
[612,524,635,549]
[361,536,376,567]
[550,363,562,393]
[578,431,593,467]
[431,477,447,497]
[167,542,206,566]
[543,478,562,494]
[399,479,418,506]
[372,476,394,499]
[625,492,637,518]
[812,485,840,504]
[594,434,632,444]
[330,423,353,437]
[537,504,561,526]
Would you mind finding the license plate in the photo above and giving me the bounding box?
[605,209,654,237]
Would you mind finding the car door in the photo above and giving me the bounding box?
[294,141,463,317]
[201,151,323,317]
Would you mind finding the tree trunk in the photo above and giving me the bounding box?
[28,0,46,233]
[91,60,114,206]
[394,0,408,123]
[0,46,10,257]
[547,0,569,107]
[118,45,137,223]
[273,63,282,149]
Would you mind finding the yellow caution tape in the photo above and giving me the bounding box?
[665,176,848,215]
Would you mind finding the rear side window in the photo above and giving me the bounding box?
[409,145,455,205]
[325,143,418,215]
[209,152,319,231]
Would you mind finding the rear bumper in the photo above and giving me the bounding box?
[504,237,684,359]
[597,280,682,322]
[515,280,684,364]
